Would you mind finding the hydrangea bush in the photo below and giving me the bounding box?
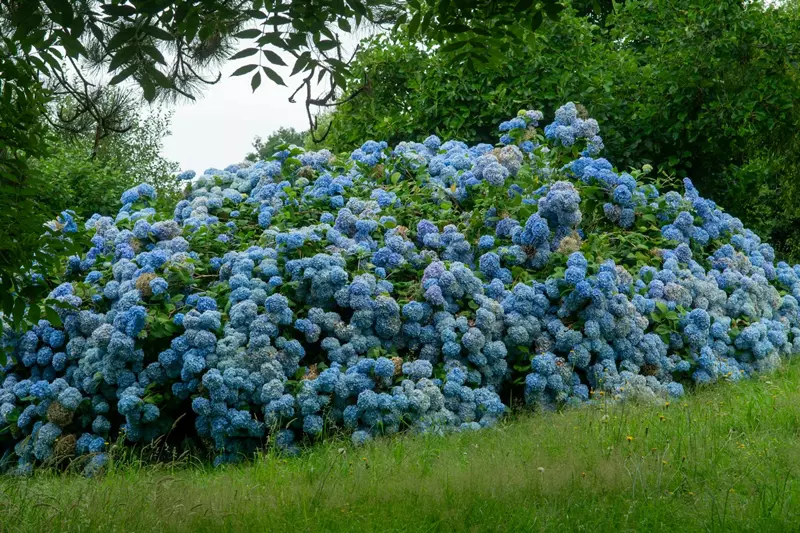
[3,102,800,474]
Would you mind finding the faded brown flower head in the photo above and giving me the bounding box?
[641,363,658,376]
[557,232,583,255]
[135,272,159,297]
[297,166,316,179]
[303,364,319,381]
[53,434,77,459]
[391,356,403,376]
[47,401,74,427]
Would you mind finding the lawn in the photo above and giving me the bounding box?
[3,361,800,533]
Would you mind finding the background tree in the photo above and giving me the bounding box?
[0,0,568,271]
[321,0,800,259]
[246,126,307,162]
[33,95,180,218]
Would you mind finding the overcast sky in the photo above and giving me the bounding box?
[160,33,367,174]
[160,60,311,173]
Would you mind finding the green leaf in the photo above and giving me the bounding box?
[420,9,434,34]
[235,29,262,39]
[530,10,544,31]
[101,4,136,17]
[265,15,292,25]
[143,25,175,42]
[141,76,156,102]
[332,69,347,89]
[251,70,262,92]
[346,0,368,16]
[27,303,40,325]
[291,52,311,76]
[108,64,138,85]
[440,40,469,53]
[246,9,267,19]
[408,12,421,37]
[12,298,25,329]
[655,324,671,335]
[149,68,174,89]
[257,32,284,47]
[262,66,286,86]
[2,292,13,317]
[544,3,564,20]
[443,23,471,35]
[317,39,338,52]
[107,46,137,72]
[107,27,137,50]
[392,13,408,33]
[142,45,167,65]
[230,48,259,60]
[45,306,62,327]
[183,11,200,42]
[337,18,352,32]
[230,64,258,77]
[263,50,287,66]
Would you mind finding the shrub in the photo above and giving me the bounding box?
[2,102,800,474]
[30,109,181,220]
[321,0,800,259]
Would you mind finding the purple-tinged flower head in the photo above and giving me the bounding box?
[402,359,433,380]
[483,162,509,187]
[525,110,544,126]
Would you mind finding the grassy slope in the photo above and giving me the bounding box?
[3,362,800,533]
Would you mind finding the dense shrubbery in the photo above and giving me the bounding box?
[1,88,179,334]
[30,108,181,220]
[3,102,800,475]
[320,0,800,260]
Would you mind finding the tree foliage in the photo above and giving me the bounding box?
[33,102,180,218]
[246,126,307,162]
[0,0,568,270]
[323,0,800,259]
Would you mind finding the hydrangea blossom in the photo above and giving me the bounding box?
[2,102,800,474]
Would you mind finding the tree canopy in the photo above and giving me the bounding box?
[320,0,800,260]
[246,126,308,162]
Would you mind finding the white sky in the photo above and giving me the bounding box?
[160,60,311,173]
[160,33,367,173]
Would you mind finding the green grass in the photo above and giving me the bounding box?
[4,363,800,533]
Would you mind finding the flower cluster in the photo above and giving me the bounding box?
[3,102,800,473]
